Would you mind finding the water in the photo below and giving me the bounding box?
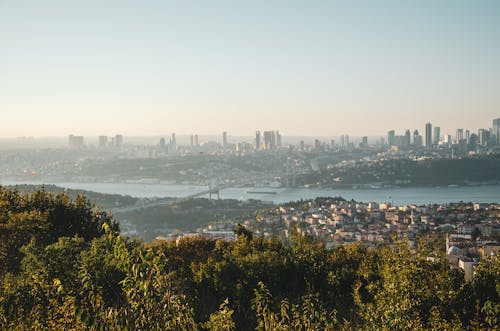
[2,181,500,205]
[1,181,206,198]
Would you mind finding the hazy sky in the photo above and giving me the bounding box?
[1,0,499,138]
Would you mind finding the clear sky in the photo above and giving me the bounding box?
[1,0,499,138]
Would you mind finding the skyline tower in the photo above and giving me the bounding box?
[404,130,411,147]
[433,126,440,145]
[222,131,227,148]
[387,130,395,146]
[190,134,199,147]
[255,131,261,150]
[413,129,423,147]
[456,129,464,144]
[263,131,276,150]
[493,118,500,144]
[98,135,107,148]
[425,123,432,149]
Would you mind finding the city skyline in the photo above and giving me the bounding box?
[1,1,500,137]
[4,117,499,140]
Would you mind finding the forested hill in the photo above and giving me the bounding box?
[0,187,498,330]
[294,156,500,187]
[4,184,138,209]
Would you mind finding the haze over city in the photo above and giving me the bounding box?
[1,0,500,137]
[2,1,500,329]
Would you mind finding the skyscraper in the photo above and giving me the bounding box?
[469,133,478,148]
[404,130,411,147]
[98,135,107,148]
[456,129,464,144]
[425,123,432,149]
[446,134,452,145]
[413,130,423,148]
[493,118,500,144]
[170,133,177,152]
[190,134,199,147]
[276,131,282,148]
[263,131,276,150]
[387,130,395,146]
[314,139,321,150]
[433,127,440,145]
[255,131,261,150]
[478,129,487,146]
[222,131,227,148]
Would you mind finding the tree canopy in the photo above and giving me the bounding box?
[0,187,498,330]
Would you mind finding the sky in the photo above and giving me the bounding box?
[1,0,499,138]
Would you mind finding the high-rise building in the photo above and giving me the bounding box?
[446,134,453,145]
[359,136,368,148]
[493,118,500,144]
[98,135,107,148]
[478,129,489,146]
[255,131,261,150]
[433,127,440,145]
[263,131,276,150]
[222,131,227,148]
[465,130,470,144]
[456,129,464,144]
[276,131,282,148]
[190,134,199,147]
[469,133,478,148]
[425,123,432,149]
[387,130,395,146]
[314,139,321,150]
[169,133,177,153]
[413,130,423,148]
[115,135,123,147]
[404,130,411,147]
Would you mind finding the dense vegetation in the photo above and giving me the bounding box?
[294,156,500,187]
[115,198,271,240]
[8,184,138,209]
[0,187,498,330]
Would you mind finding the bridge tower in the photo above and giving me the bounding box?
[206,156,224,200]
[209,177,220,200]
[285,157,296,187]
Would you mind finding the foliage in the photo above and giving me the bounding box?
[0,187,498,330]
[0,187,117,275]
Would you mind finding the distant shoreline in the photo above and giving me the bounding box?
[2,180,500,205]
